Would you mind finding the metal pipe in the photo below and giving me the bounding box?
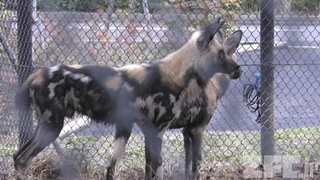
[260,0,275,163]
[17,0,34,147]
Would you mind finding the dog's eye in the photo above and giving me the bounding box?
[218,49,225,59]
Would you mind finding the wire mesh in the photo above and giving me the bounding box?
[1,0,320,179]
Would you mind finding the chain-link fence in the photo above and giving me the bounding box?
[1,0,320,179]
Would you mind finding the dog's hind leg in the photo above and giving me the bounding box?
[13,113,64,175]
[182,128,192,179]
[182,127,204,180]
[106,122,133,180]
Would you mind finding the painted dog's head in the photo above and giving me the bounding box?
[182,16,243,82]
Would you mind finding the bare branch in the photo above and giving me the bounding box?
[0,31,17,72]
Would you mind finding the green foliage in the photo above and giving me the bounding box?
[37,0,129,12]
[37,0,99,12]
[0,0,16,10]
[291,0,320,14]
[238,0,260,13]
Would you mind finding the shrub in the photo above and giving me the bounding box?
[291,0,320,14]
[37,0,129,12]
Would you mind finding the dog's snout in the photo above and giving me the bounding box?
[230,60,240,71]
[235,65,240,70]
[231,68,242,79]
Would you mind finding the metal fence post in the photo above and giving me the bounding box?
[17,0,34,147]
[260,0,275,163]
[106,0,115,29]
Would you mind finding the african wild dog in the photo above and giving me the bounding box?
[116,17,243,179]
[180,31,242,179]
[13,64,143,178]
[13,17,242,180]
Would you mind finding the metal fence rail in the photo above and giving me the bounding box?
[1,0,320,179]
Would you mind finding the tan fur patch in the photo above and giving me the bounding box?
[158,39,198,88]
[190,126,206,135]
[205,81,218,115]
[181,79,203,103]
[117,64,149,84]
[105,76,123,91]
[230,54,238,62]
[167,79,204,121]
[69,64,84,69]
[41,110,53,123]
[28,69,45,87]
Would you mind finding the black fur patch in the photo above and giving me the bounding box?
[25,64,136,125]
[121,63,210,130]
[121,64,162,96]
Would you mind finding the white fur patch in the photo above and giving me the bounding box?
[73,73,91,83]
[80,76,91,83]
[158,124,170,139]
[134,93,166,121]
[169,94,176,103]
[63,70,71,76]
[172,105,181,120]
[191,31,201,42]
[65,88,80,108]
[155,164,164,180]
[122,82,134,92]
[156,105,166,122]
[188,107,201,123]
[112,137,127,161]
[63,70,91,83]
[73,74,83,80]
[48,79,64,99]
[48,64,61,78]
[41,110,53,123]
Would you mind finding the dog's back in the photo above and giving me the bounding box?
[15,64,134,121]
[13,64,137,175]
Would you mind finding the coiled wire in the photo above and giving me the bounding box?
[243,73,261,123]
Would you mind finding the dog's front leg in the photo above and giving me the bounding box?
[106,122,133,180]
[182,128,192,179]
[190,130,203,180]
[144,131,163,180]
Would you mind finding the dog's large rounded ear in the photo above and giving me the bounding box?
[225,30,243,55]
[196,19,225,52]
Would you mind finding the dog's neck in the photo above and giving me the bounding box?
[157,43,203,89]
[209,73,232,99]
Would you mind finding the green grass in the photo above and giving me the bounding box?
[275,127,320,159]
[0,135,18,155]
[201,127,320,164]
[54,126,320,173]
[2,126,319,175]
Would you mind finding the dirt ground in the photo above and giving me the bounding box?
[2,153,320,180]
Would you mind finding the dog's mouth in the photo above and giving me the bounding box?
[230,67,242,79]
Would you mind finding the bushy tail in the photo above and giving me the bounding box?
[15,75,35,111]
